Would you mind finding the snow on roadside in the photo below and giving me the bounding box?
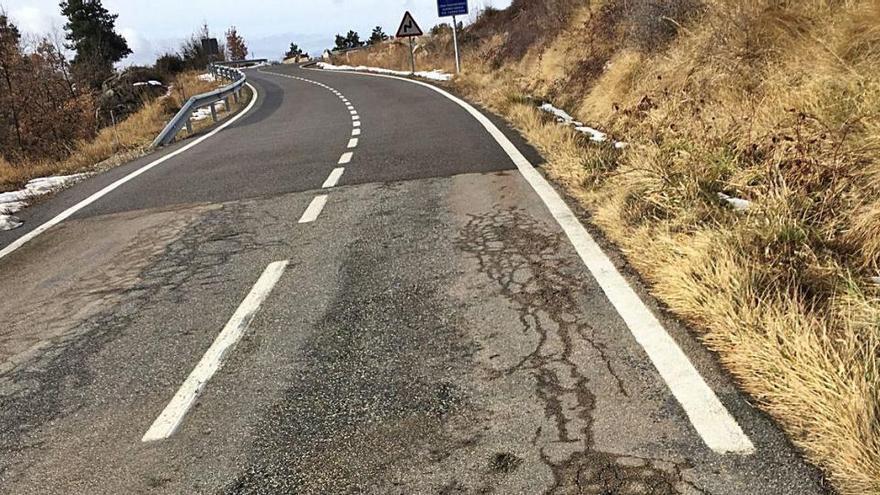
[133,80,164,88]
[717,192,751,211]
[317,62,452,82]
[190,101,226,122]
[538,103,758,213]
[198,72,216,82]
[539,102,628,149]
[0,173,89,231]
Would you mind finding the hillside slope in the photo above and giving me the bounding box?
[335,1,880,493]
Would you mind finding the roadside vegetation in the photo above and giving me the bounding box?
[0,1,252,194]
[337,1,880,493]
[0,70,250,193]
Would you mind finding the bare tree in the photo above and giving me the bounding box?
[225,26,248,61]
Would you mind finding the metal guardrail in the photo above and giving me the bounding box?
[150,64,248,148]
[221,58,268,68]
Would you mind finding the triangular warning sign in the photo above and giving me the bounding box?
[396,11,423,38]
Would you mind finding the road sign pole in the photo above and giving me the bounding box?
[409,36,416,75]
[452,15,461,73]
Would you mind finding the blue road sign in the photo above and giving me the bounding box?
[438,0,468,17]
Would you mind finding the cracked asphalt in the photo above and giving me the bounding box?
[0,66,830,494]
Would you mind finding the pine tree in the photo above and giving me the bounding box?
[225,27,248,61]
[368,26,388,46]
[59,0,131,90]
[285,43,303,59]
[345,31,363,48]
[334,30,364,51]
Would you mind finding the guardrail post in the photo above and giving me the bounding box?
[185,118,193,135]
[233,90,239,104]
[210,103,218,122]
[225,96,232,111]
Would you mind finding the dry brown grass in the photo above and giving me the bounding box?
[0,70,249,193]
[452,1,880,493]
[334,36,459,74]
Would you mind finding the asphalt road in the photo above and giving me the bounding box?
[0,65,829,494]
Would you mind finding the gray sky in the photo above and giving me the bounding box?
[2,0,510,65]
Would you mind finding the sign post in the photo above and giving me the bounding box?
[396,11,424,76]
[437,0,468,73]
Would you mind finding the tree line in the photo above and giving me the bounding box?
[0,1,252,166]
[330,22,464,52]
[334,26,388,51]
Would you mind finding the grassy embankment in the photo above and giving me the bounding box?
[0,70,252,193]
[338,1,880,493]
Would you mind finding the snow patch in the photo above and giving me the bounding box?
[540,103,583,127]
[0,173,89,231]
[317,62,452,82]
[539,102,628,148]
[0,215,22,231]
[718,192,751,211]
[133,80,164,88]
[190,101,227,122]
[198,73,216,82]
[575,125,608,143]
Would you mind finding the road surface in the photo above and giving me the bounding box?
[0,65,828,494]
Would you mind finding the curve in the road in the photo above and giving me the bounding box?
[259,70,366,225]
[0,82,261,264]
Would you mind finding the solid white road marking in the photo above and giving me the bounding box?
[0,82,261,263]
[299,195,329,223]
[352,128,361,136]
[338,152,353,164]
[142,260,288,442]
[347,138,359,149]
[322,167,345,188]
[312,68,756,455]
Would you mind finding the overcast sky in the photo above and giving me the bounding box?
[2,0,510,65]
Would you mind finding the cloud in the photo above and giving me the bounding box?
[120,27,155,66]
[8,5,65,35]
[3,0,514,66]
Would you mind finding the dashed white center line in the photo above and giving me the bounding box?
[347,138,359,148]
[142,260,289,442]
[352,115,360,121]
[350,110,358,115]
[299,195,329,223]
[353,121,361,127]
[352,128,361,136]
[322,167,345,188]
[338,151,353,164]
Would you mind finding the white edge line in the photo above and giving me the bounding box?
[298,194,329,223]
[322,167,345,189]
[142,260,289,442]
[308,68,756,455]
[0,82,261,263]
